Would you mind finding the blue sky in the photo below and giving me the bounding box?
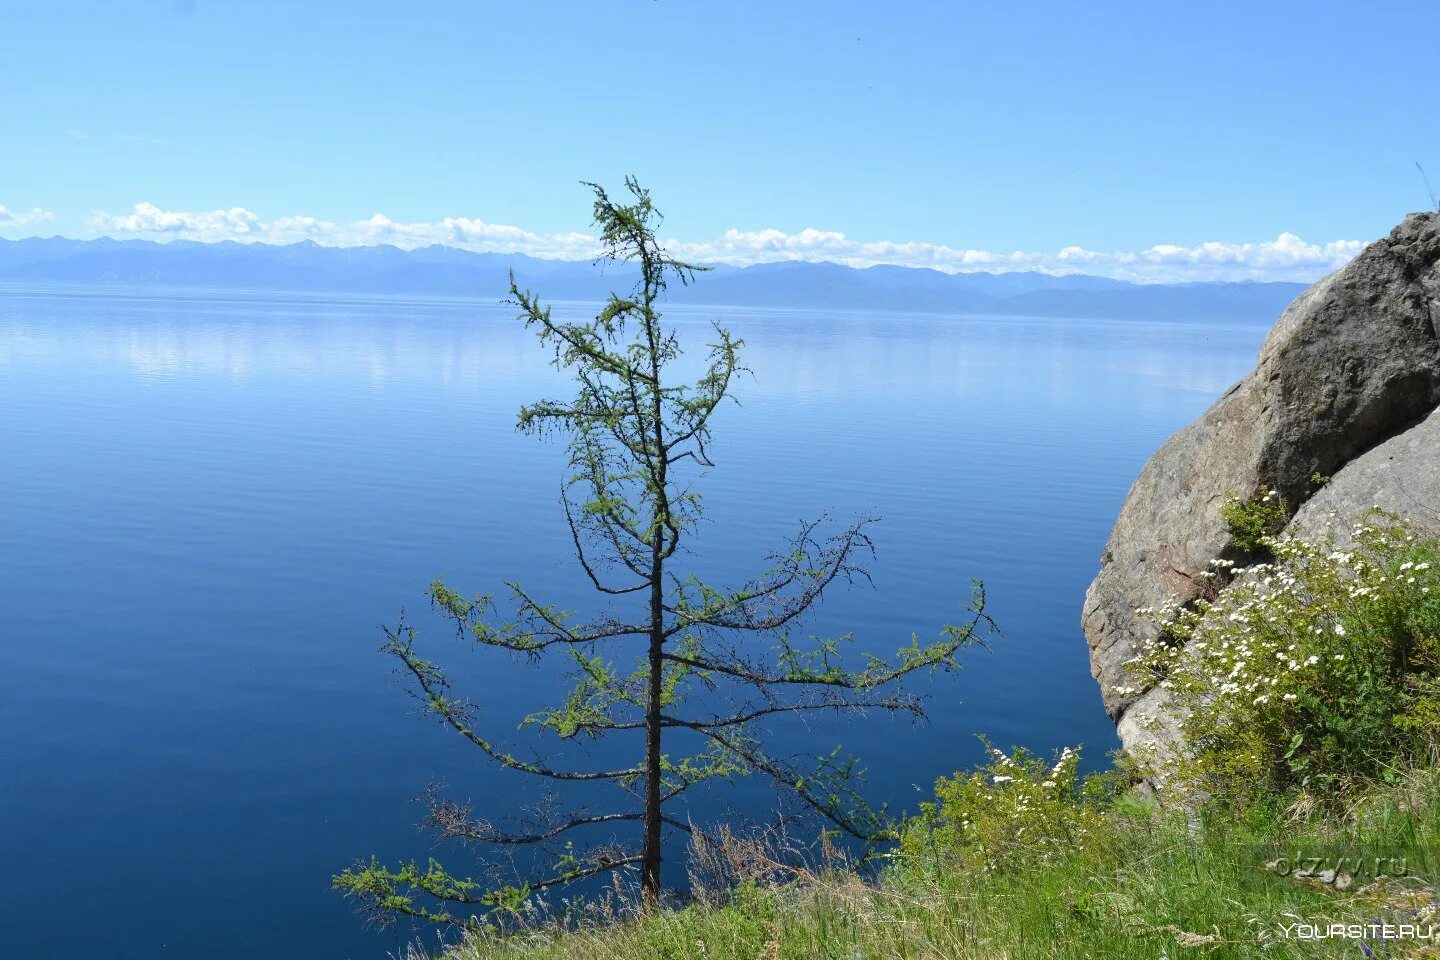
[2,0,1438,280]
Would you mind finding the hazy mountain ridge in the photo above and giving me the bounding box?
[0,236,1308,320]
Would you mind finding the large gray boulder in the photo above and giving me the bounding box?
[1287,404,1440,542]
[1083,212,1440,750]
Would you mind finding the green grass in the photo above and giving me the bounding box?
[436,770,1440,960]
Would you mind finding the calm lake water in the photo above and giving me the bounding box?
[0,286,1268,958]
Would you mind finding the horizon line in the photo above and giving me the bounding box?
[0,231,1328,287]
[0,199,1376,284]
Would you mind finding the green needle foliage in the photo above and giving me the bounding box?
[333,179,993,932]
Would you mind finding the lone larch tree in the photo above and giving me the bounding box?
[335,178,991,929]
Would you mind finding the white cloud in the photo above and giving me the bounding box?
[82,201,1367,283]
[89,203,604,260]
[667,228,1366,283]
[265,211,601,260]
[88,201,262,240]
[1041,232,1368,282]
[0,205,56,229]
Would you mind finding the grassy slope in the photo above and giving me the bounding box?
[443,772,1440,960]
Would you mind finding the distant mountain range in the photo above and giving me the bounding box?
[0,237,1309,321]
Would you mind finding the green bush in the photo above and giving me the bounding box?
[897,741,1113,873]
[1220,488,1288,556]
[1132,512,1440,804]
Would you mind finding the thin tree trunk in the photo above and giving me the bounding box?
[641,565,664,906]
[641,284,667,908]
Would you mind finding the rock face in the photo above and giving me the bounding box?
[1287,405,1440,542]
[1083,212,1440,753]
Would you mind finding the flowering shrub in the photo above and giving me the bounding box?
[1220,488,1288,556]
[898,742,1108,873]
[1131,508,1440,802]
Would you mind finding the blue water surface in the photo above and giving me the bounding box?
[0,286,1267,958]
